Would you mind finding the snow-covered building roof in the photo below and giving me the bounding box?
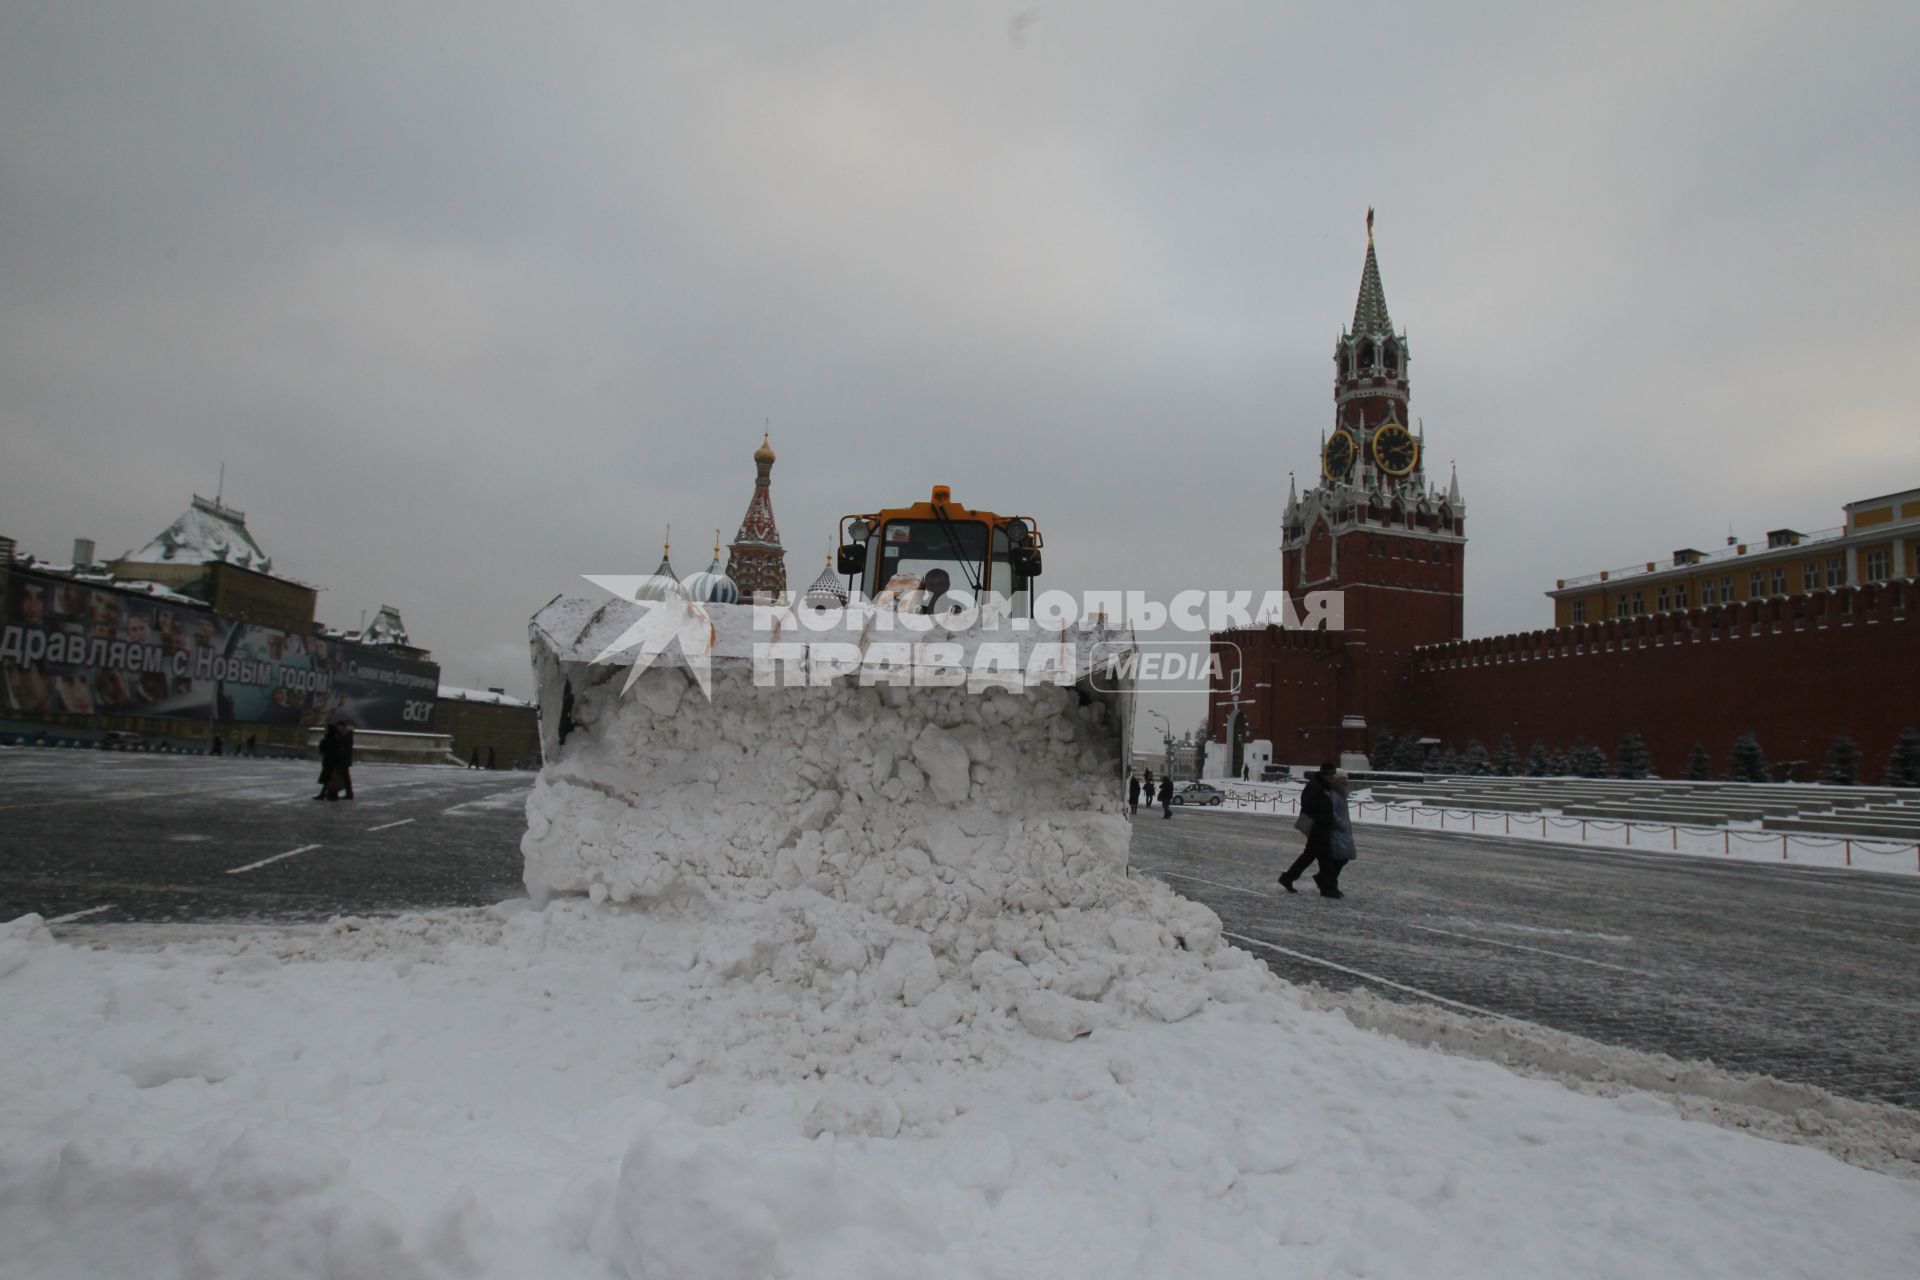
[10,561,203,606]
[124,495,273,573]
[357,604,412,648]
[438,685,532,708]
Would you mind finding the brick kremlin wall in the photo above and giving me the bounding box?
[1405,578,1918,778]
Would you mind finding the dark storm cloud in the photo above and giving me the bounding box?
[3,2,1916,737]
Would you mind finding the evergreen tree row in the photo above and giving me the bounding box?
[1370,726,1920,785]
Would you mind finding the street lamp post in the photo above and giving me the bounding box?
[1148,709,1175,780]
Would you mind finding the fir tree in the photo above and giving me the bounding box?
[1525,740,1551,778]
[1393,734,1429,773]
[1884,727,1920,787]
[1493,733,1518,778]
[1569,741,1610,778]
[1435,747,1462,776]
[1819,736,1860,786]
[1727,732,1770,784]
[1371,730,1396,770]
[1614,731,1652,780]
[1685,743,1712,781]
[1462,740,1492,776]
[1546,748,1571,777]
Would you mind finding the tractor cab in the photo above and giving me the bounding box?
[835,486,1042,616]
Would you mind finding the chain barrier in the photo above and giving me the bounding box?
[1203,785,1920,871]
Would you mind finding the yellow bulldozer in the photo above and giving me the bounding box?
[521,483,1135,911]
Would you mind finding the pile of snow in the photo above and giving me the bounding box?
[524,659,1226,1037]
[3,903,1918,1279]
[5,618,1916,1276]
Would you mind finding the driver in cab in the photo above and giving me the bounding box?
[919,568,958,616]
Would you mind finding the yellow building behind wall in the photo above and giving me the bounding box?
[1549,488,1920,626]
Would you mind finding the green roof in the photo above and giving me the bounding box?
[1351,239,1393,337]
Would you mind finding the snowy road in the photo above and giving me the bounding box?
[8,751,1918,1114]
[1130,808,1920,1110]
[0,751,528,924]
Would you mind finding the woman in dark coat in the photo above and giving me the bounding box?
[338,725,356,799]
[1280,761,1342,897]
[1158,775,1173,818]
[314,726,342,800]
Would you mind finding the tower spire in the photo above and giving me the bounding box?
[1351,210,1392,337]
[728,434,788,601]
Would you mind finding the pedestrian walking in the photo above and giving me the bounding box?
[1279,761,1345,897]
[1323,769,1356,894]
[1142,769,1154,801]
[487,746,496,770]
[1158,775,1173,819]
[210,734,224,757]
[339,725,356,799]
[469,747,482,770]
[314,726,343,800]
[1128,773,1141,817]
[245,734,258,757]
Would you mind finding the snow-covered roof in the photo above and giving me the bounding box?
[13,560,204,606]
[438,685,532,708]
[124,495,273,572]
[358,604,412,647]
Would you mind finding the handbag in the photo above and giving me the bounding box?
[1293,812,1314,836]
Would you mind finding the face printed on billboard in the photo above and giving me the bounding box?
[1,572,437,731]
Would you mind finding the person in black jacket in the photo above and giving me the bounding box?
[1158,775,1173,818]
[314,725,342,800]
[1279,761,1342,897]
[338,725,356,799]
[1127,773,1141,817]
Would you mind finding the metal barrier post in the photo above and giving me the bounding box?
[1782,834,1788,860]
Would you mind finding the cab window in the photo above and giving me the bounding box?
[871,518,989,606]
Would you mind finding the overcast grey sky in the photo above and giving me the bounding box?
[4,2,1917,741]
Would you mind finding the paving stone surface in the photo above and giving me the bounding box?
[0,750,528,925]
[8,752,1917,1110]
[1130,807,1920,1109]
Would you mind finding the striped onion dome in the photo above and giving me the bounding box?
[684,553,740,606]
[636,531,687,602]
[681,532,740,605]
[803,558,848,610]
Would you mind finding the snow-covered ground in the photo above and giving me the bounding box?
[5,661,1917,1277]
[4,893,1918,1278]
[1212,781,1920,875]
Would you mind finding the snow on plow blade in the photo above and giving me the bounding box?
[522,595,1141,948]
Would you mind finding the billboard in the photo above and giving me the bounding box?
[0,570,438,732]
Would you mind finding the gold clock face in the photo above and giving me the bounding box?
[1322,429,1358,481]
[1372,423,1418,476]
